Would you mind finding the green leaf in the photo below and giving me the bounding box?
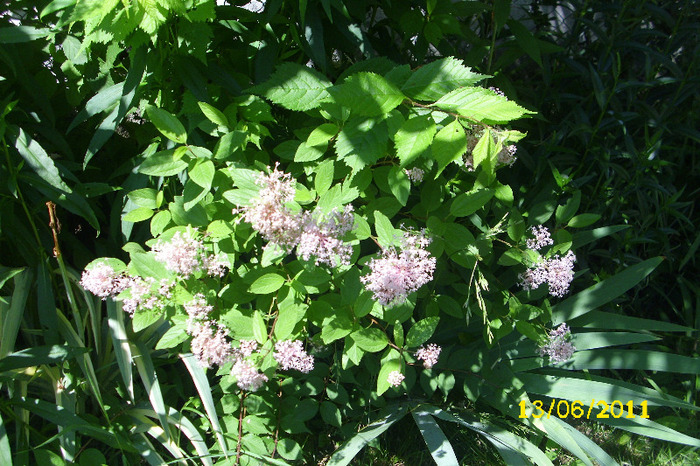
[377,358,402,395]
[250,63,332,111]
[307,123,338,147]
[330,72,405,117]
[434,87,534,124]
[567,213,601,228]
[0,409,11,465]
[189,160,215,190]
[138,150,189,176]
[68,83,123,133]
[150,210,172,237]
[0,345,88,372]
[155,325,188,350]
[0,26,52,43]
[107,301,134,402]
[555,191,581,225]
[350,328,388,353]
[507,19,542,66]
[335,117,389,169]
[406,317,439,347]
[321,401,342,428]
[277,438,303,461]
[472,129,497,173]
[552,257,663,324]
[10,127,99,230]
[0,269,31,357]
[314,160,334,195]
[294,141,325,162]
[572,310,693,332]
[373,210,397,247]
[412,409,459,466]
[568,349,700,374]
[388,166,410,206]
[197,102,229,127]
[572,225,629,248]
[145,105,187,144]
[130,252,171,281]
[321,313,354,344]
[123,207,154,223]
[250,273,286,294]
[394,115,436,167]
[127,188,159,209]
[180,354,229,454]
[402,57,488,101]
[432,120,468,176]
[450,188,494,217]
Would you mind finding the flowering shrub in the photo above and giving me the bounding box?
[76,55,621,461]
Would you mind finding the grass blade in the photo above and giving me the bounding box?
[328,403,408,466]
[0,345,89,372]
[568,349,700,373]
[432,409,552,466]
[107,301,134,402]
[131,341,172,442]
[547,417,618,466]
[411,407,459,466]
[0,269,32,358]
[571,310,694,332]
[0,410,12,466]
[552,257,663,324]
[180,353,228,456]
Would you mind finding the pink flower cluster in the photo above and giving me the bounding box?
[526,225,554,251]
[415,343,441,369]
[242,166,301,250]
[296,206,355,266]
[539,323,576,363]
[184,294,234,368]
[152,229,228,279]
[387,370,405,387]
[520,250,576,298]
[273,340,315,373]
[231,360,268,392]
[360,230,436,306]
[80,263,130,299]
[497,145,517,166]
[121,277,174,314]
[241,166,355,266]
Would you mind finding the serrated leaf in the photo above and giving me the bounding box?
[450,188,494,217]
[197,101,229,127]
[472,129,497,173]
[402,57,488,101]
[335,117,389,169]
[250,63,332,111]
[395,115,436,166]
[434,87,534,124]
[138,150,188,176]
[249,273,286,294]
[145,105,187,144]
[432,120,468,176]
[330,72,405,117]
[406,317,439,347]
[388,166,410,206]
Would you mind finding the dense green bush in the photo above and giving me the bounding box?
[1,1,698,464]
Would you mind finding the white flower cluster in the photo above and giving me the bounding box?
[520,250,577,298]
[404,167,425,183]
[241,166,355,266]
[539,323,576,363]
[415,343,441,369]
[152,229,228,279]
[360,230,436,307]
[387,370,405,387]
